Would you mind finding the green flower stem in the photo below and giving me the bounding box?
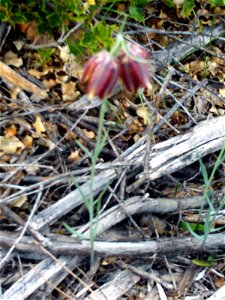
[110,33,124,57]
[110,15,127,57]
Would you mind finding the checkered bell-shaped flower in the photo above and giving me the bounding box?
[80,51,119,99]
[118,42,152,93]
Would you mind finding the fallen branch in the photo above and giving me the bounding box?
[1,231,225,257]
[0,193,223,299]
[84,270,140,300]
[27,115,225,231]
[153,21,225,67]
[0,61,48,99]
[1,192,211,300]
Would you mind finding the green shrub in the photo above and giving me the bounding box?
[0,0,224,56]
[0,0,118,56]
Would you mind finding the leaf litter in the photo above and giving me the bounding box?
[0,2,225,299]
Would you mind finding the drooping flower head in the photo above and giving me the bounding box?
[80,39,152,99]
[80,51,119,99]
[118,42,152,93]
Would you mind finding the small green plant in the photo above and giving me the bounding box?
[0,0,86,31]
[185,143,225,242]
[210,0,225,6]
[129,0,152,22]
[68,22,118,56]
[37,48,55,64]
[1,0,224,58]
[163,0,224,17]
[0,0,118,56]
[63,33,153,260]
[64,99,109,261]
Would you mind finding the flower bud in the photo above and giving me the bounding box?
[118,42,152,93]
[80,51,119,99]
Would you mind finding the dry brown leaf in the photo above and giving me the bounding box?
[189,61,205,75]
[60,45,84,79]
[61,81,76,102]
[11,195,28,208]
[22,135,33,148]
[0,136,25,154]
[0,61,48,99]
[207,61,218,76]
[43,78,57,89]
[4,125,17,137]
[133,134,141,143]
[14,117,32,129]
[18,22,37,41]
[159,35,169,47]
[174,0,184,9]
[178,264,199,297]
[68,150,81,162]
[137,106,149,125]
[219,88,225,97]
[159,10,168,19]
[13,40,25,51]
[3,51,23,68]
[83,129,95,139]
[101,258,116,266]
[209,105,220,115]
[0,154,12,162]
[36,137,56,150]
[28,68,49,79]
[59,45,72,63]
[66,130,76,140]
[194,97,208,115]
[10,87,22,100]
[33,115,46,134]
[214,277,225,288]
[0,208,7,220]
[217,108,225,115]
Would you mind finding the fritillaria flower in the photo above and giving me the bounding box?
[118,42,152,93]
[80,50,119,99]
[80,39,152,99]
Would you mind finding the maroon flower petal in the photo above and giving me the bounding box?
[130,60,152,90]
[118,42,152,93]
[128,42,150,60]
[119,56,139,93]
[80,51,111,85]
[87,57,119,99]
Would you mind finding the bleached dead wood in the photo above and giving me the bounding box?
[1,231,225,257]
[153,21,225,66]
[206,284,225,300]
[0,194,208,254]
[1,193,224,299]
[1,115,225,300]
[0,61,48,99]
[1,20,225,298]
[84,270,140,300]
[29,115,225,231]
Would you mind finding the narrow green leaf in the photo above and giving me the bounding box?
[75,139,91,157]
[63,222,86,239]
[192,259,215,267]
[180,222,205,232]
[184,222,204,240]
